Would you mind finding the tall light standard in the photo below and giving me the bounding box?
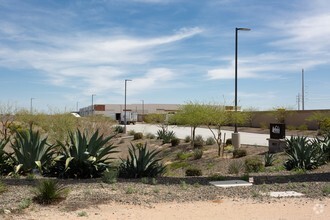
[30,98,35,114]
[91,94,96,115]
[233,27,251,149]
[124,79,132,133]
[141,99,144,122]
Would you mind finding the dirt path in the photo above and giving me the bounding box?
[8,198,330,220]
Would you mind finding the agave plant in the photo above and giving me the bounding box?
[33,179,69,204]
[264,152,276,167]
[54,129,118,178]
[10,126,54,174]
[284,136,326,170]
[0,138,13,175]
[313,135,330,162]
[118,142,166,178]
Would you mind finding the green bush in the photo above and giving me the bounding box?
[228,160,244,174]
[128,130,136,135]
[118,143,166,178]
[146,133,156,139]
[194,135,204,148]
[184,136,191,143]
[157,129,176,144]
[298,124,308,131]
[245,157,264,173]
[206,137,216,145]
[133,132,143,140]
[102,170,118,184]
[224,145,234,153]
[114,125,124,134]
[52,129,118,178]
[171,137,180,146]
[284,136,326,170]
[10,126,55,174]
[33,179,69,204]
[233,149,247,158]
[185,168,202,176]
[264,152,276,167]
[193,149,203,160]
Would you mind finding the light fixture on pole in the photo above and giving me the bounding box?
[92,94,96,115]
[124,79,132,133]
[233,27,251,149]
[30,98,35,114]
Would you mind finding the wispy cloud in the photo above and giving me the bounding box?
[0,24,202,98]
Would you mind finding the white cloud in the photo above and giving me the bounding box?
[0,27,202,96]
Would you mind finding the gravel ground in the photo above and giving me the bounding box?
[1,172,330,216]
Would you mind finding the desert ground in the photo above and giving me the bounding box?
[8,198,330,220]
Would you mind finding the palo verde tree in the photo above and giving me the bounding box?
[171,102,206,148]
[203,104,229,157]
[144,113,168,133]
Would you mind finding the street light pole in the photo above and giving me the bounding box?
[92,94,96,116]
[124,79,132,133]
[233,27,250,149]
[141,99,144,122]
[30,98,35,114]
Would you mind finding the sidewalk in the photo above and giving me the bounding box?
[126,124,269,146]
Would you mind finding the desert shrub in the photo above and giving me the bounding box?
[224,145,234,153]
[146,133,156,139]
[114,125,124,134]
[233,149,247,158]
[264,152,276,167]
[228,160,244,174]
[298,124,308,131]
[33,179,69,204]
[10,126,55,174]
[206,137,216,145]
[133,132,143,140]
[171,137,180,146]
[245,157,264,173]
[128,130,136,135]
[118,143,166,178]
[102,169,118,184]
[185,168,202,176]
[194,135,204,148]
[184,135,191,143]
[322,184,330,196]
[320,118,330,135]
[208,174,226,181]
[176,151,193,160]
[286,125,296,131]
[225,138,232,145]
[284,136,326,170]
[193,149,203,160]
[157,129,176,144]
[52,129,118,178]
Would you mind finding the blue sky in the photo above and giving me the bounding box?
[1,0,330,112]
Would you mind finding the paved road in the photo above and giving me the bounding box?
[126,124,270,146]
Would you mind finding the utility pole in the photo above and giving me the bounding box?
[296,93,300,110]
[302,69,305,110]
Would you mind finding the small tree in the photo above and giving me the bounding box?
[171,102,206,148]
[204,104,228,157]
